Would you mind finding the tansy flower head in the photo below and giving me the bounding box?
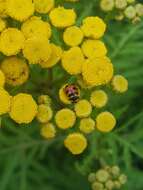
[38,95,52,106]
[0,18,6,32]
[96,111,116,132]
[81,16,106,39]
[9,93,37,124]
[90,90,108,108]
[55,108,76,129]
[0,28,25,56]
[81,39,107,59]
[6,0,34,21]
[40,123,56,139]
[22,37,51,64]
[82,57,114,86]
[0,69,5,87]
[0,0,7,18]
[64,133,87,155]
[33,0,55,14]
[62,47,85,75]
[21,16,51,40]
[79,117,95,134]
[0,87,11,115]
[74,99,92,118]
[100,0,115,12]
[49,6,76,28]
[63,26,84,47]
[112,75,128,93]
[1,57,29,86]
[36,104,53,123]
[39,43,63,68]
[115,0,127,9]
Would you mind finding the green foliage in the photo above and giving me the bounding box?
[0,0,143,190]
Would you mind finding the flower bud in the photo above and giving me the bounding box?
[92,182,104,190]
[111,166,120,177]
[119,174,127,185]
[114,181,121,189]
[126,0,135,4]
[124,6,136,19]
[38,95,51,106]
[105,180,114,189]
[88,173,96,183]
[135,3,143,16]
[96,169,110,183]
[115,0,127,9]
[100,0,114,12]
[115,12,124,20]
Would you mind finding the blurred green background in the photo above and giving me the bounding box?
[1,0,143,189]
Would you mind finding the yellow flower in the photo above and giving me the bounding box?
[0,28,25,56]
[81,16,106,39]
[55,108,76,129]
[1,57,29,86]
[81,39,107,58]
[38,95,51,106]
[37,104,53,123]
[0,69,5,87]
[0,87,11,115]
[0,18,6,32]
[23,37,51,64]
[40,123,56,139]
[59,84,71,104]
[39,43,63,68]
[49,6,76,28]
[21,16,51,40]
[0,0,7,18]
[63,26,84,47]
[79,118,95,134]
[9,93,37,124]
[33,0,55,14]
[74,99,92,118]
[62,47,85,75]
[64,133,87,155]
[90,90,108,108]
[96,111,116,132]
[82,57,114,86]
[77,75,95,89]
[112,75,128,93]
[6,0,34,21]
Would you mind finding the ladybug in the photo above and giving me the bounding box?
[64,84,80,103]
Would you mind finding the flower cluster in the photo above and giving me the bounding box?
[0,0,128,155]
[88,165,127,190]
[100,0,143,23]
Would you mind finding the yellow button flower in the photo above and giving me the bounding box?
[40,123,56,139]
[79,118,95,134]
[9,93,37,124]
[0,87,11,115]
[77,75,95,89]
[64,133,87,155]
[55,108,76,129]
[74,99,92,118]
[0,69,5,87]
[63,26,84,47]
[23,37,51,64]
[0,28,25,56]
[96,111,116,132]
[39,43,63,68]
[0,18,6,32]
[59,84,71,104]
[90,90,108,108]
[62,47,85,75]
[6,0,34,21]
[1,57,29,86]
[37,104,53,123]
[33,0,55,14]
[81,16,106,39]
[81,39,107,58]
[49,6,76,28]
[82,57,114,86]
[21,16,51,40]
[38,95,51,106]
[112,75,128,93]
